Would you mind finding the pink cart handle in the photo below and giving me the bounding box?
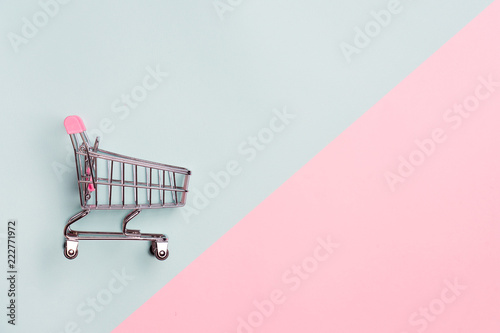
[64,115,86,134]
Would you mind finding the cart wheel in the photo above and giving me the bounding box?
[155,249,169,261]
[64,247,78,260]
[150,241,169,260]
[64,241,79,260]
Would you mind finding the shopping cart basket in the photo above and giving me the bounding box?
[63,115,191,260]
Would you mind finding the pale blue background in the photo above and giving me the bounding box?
[0,0,494,332]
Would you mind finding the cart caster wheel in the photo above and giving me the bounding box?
[64,247,78,260]
[155,249,169,261]
[150,242,169,260]
[64,241,79,260]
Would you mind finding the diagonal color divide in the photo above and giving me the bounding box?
[114,1,500,332]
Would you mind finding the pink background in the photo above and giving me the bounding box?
[114,1,500,332]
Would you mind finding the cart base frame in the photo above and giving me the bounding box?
[63,209,169,260]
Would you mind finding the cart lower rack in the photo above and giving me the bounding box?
[63,115,191,260]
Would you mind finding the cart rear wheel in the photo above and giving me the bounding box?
[64,240,79,260]
[64,247,78,260]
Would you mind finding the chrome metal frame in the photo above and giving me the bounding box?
[63,128,191,260]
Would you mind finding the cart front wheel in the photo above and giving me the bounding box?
[150,241,169,261]
[155,249,169,261]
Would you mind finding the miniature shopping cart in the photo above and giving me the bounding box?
[63,115,191,260]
